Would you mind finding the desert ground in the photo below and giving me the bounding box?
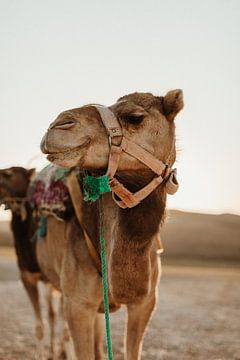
[0,210,240,360]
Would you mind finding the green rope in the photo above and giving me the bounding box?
[83,175,113,359]
[83,175,111,201]
[99,198,113,360]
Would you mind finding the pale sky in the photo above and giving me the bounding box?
[0,0,240,219]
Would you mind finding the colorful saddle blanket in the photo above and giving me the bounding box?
[29,164,75,220]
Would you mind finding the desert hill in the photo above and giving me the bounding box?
[161,210,240,264]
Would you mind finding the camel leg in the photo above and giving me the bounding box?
[45,283,55,359]
[59,323,72,360]
[94,314,104,360]
[64,297,97,360]
[21,271,44,359]
[125,294,157,360]
[58,295,72,359]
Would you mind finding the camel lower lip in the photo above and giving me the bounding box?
[46,139,90,163]
[46,137,90,158]
[46,145,82,157]
[47,147,81,162]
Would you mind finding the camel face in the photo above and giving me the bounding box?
[0,167,35,200]
[41,90,183,171]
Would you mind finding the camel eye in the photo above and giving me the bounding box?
[125,115,145,125]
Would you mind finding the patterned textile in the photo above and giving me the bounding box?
[28,164,74,220]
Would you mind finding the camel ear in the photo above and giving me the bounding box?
[27,168,36,179]
[163,89,184,121]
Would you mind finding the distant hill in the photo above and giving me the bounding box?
[0,211,240,264]
[161,210,240,264]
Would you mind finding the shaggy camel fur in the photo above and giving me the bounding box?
[0,167,68,359]
[40,89,184,359]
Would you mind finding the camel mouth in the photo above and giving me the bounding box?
[44,136,91,156]
[46,138,91,165]
[47,144,83,157]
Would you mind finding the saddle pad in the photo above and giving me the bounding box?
[29,164,73,219]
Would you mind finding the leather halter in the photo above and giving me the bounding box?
[94,105,179,208]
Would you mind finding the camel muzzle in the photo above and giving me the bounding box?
[40,133,48,154]
[49,118,76,130]
[40,123,85,156]
[41,117,77,154]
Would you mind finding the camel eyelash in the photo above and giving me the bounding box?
[124,115,145,125]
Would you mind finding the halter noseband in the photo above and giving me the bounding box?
[94,105,179,208]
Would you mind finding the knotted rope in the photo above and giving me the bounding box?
[99,198,113,360]
[83,175,113,360]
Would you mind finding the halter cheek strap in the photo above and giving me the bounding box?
[94,105,179,209]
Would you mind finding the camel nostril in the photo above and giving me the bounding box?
[50,119,76,130]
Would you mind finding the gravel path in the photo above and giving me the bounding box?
[0,260,240,360]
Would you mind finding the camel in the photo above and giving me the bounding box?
[40,89,184,359]
[0,167,68,359]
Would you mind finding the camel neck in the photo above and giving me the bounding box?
[115,170,157,191]
[117,187,166,242]
[11,203,40,273]
[106,188,166,304]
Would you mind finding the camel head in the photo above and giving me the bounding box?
[41,90,184,173]
[0,167,35,201]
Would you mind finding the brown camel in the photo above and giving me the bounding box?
[0,167,68,359]
[40,89,184,359]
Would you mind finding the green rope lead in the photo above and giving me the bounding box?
[82,175,113,359]
[99,198,113,360]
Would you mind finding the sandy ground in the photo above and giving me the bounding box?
[0,251,240,360]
